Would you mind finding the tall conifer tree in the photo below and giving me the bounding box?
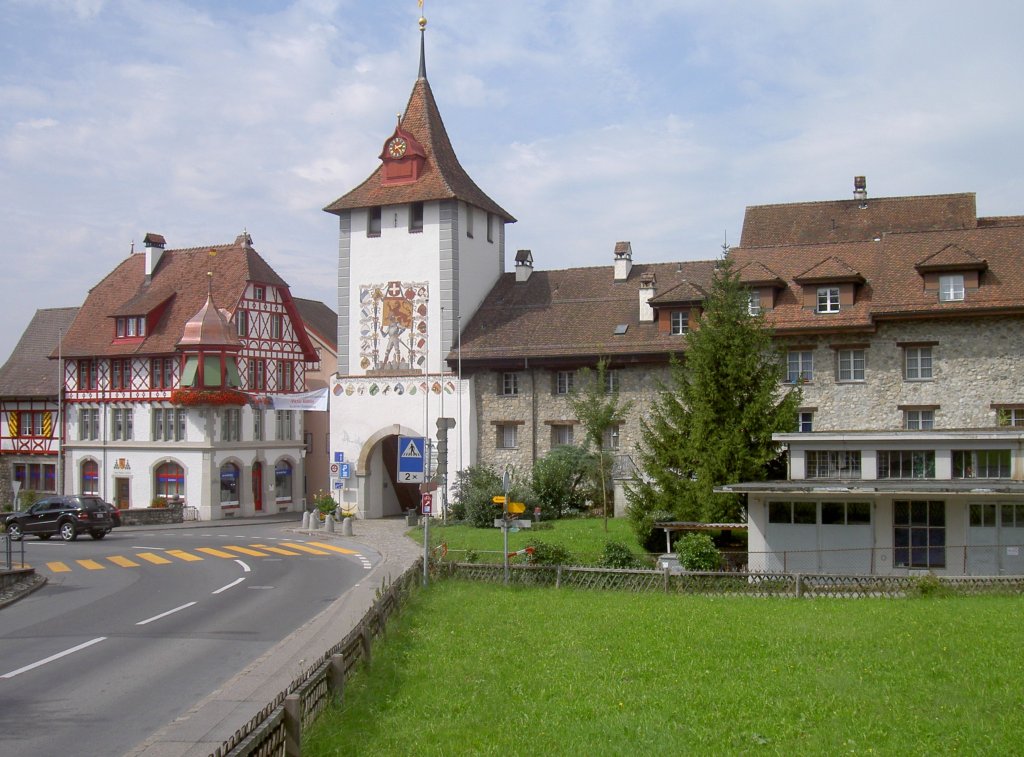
[627,257,800,524]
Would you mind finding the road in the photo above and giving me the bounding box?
[0,521,378,757]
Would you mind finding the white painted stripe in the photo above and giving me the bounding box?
[2,637,107,679]
[235,559,251,573]
[212,577,246,594]
[136,602,196,626]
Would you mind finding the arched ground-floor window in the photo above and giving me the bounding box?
[155,462,184,502]
[81,460,99,495]
[220,462,240,505]
[274,460,292,502]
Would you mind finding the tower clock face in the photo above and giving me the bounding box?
[387,137,408,159]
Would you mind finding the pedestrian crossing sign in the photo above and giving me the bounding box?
[397,436,426,483]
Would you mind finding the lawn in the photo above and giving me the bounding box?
[415,517,648,565]
[304,582,1024,755]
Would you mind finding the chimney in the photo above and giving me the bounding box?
[143,232,166,277]
[638,271,656,323]
[613,241,632,281]
[515,249,534,283]
[853,176,867,203]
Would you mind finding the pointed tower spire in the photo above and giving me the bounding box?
[418,9,427,80]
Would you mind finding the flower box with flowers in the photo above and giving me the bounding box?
[170,388,248,407]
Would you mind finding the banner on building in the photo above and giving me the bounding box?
[270,388,329,411]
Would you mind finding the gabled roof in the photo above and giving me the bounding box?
[736,261,785,288]
[294,297,338,352]
[57,234,310,360]
[324,74,514,221]
[740,193,977,247]
[455,260,718,365]
[0,307,79,397]
[914,243,988,273]
[793,256,866,285]
[648,279,708,305]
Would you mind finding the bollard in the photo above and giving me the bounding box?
[325,514,335,532]
[342,517,353,536]
[301,511,310,530]
[311,513,321,531]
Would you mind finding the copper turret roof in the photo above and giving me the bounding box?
[177,280,241,350]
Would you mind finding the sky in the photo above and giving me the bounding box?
[2,0,1024,361]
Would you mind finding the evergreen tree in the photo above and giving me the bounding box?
[627,257,800,526]
[568,359,632,531]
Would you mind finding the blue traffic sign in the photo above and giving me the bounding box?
[333,480,343,490]
[397,436,426,483]
[338,462,351,479]
[334,451,344,463]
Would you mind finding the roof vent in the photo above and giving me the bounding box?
[515,249,534,283]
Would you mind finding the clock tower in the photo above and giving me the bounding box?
[323,15,515,518]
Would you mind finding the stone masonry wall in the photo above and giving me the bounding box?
[792,315,1024,431]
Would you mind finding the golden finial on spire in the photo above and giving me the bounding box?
[418,0,426,29]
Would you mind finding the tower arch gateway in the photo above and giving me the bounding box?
[325,14,513,517]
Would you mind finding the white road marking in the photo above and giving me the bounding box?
[235,559,251,572]
[136,602,196,626]
[2,637,107,679]
[212,577,246,594]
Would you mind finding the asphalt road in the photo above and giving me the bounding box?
[0,522,378,757]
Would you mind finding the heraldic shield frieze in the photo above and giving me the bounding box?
[359,280,428,372]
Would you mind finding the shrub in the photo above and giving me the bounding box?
[599,540,641,568]
[526,540,573,566]
[451,465,503,527]
[677,533,721,571]
[150,497,168,509]
[628,507,677,554]
[913,572,949,598]
[17,489,39,511]
[531,445,596,520]
[312,489,337,516]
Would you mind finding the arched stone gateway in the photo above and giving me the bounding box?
[356,424,423,518]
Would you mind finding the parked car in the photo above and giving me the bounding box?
[94,499,122,529]
[3,495,115,541]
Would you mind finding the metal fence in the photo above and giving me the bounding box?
[212,559,422,757]
[2,534,26,571]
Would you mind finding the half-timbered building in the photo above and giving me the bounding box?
[57,232,319,520]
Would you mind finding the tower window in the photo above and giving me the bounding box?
[466,204,474,238]
[409,202,424,233]
[368,206,382,237]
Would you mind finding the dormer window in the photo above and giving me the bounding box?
[670,310,689,335]
[939,274,965,302]
[747,290,761,316]
[115,316,145,339]
[817,287,840,313]
[253,285,266,301]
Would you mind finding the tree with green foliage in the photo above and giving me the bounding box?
[627,257,800,526]
[451,465,503,528]
[531,444,596,519]
[568,359,633,531]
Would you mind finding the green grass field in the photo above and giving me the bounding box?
[304,581,1024,756]
[418,517,647,565]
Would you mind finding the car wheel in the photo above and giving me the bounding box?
[89,530,106,540]
[59,521,78,542]
[38,533,52,540]
[7,522,23,541]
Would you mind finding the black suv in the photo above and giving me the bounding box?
[4,495,115,541]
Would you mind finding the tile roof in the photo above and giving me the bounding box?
[914,243,987,273]
[731,222,1024,335]
[456,260,719,365]
[740,193,977,247]
[0,307,79,397]
[293,298,338,351]
[324,77,514,221]
[57,235,301,359]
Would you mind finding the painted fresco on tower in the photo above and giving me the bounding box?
[358,280,429,372]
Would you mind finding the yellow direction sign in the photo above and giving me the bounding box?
[492,495,506,504]
[508,502,526,514]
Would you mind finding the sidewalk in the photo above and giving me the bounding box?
[125,515,422,757]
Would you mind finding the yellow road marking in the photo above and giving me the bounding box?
[136,552,172,565]
[165,549,203,562]
[219,545,268,557]
[305,542,357,555]
[47,562,71,573]
[280,542,331,555]
[251,544,302,556]
[108,555,139,568]
[77,559,105,570]
[196,547,240,559]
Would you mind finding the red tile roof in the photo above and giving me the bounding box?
[456,260,719,366]
[324,77,514,221]
[740,193,977,247]
[57,235,307,360]
[0,307,79,397]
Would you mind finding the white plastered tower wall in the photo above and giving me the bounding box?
[330,198,501,518]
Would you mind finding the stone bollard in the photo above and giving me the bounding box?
[325,514,335,533]
[341,516,353,536]
[301,511,310,529]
